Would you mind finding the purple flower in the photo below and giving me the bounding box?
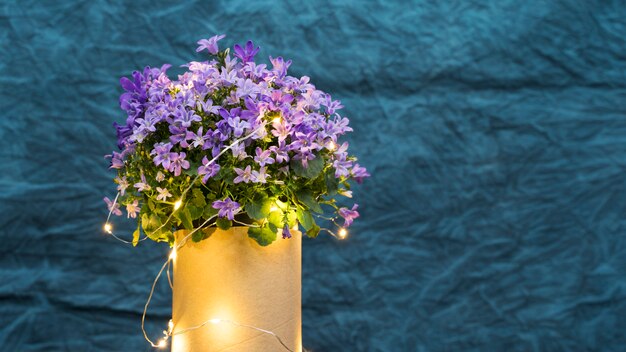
[126,199,141,219]
[105,151,126,169]
[269,56,292,78]
[282,224,292,239]
[252,166,269,184]
[174,108,201,128]
[169,152,190,176]
[254,147,275,167]
[196,34,225,55]
[198,156,221,183]
[269,141,290,163]
[212,197,240,220]
[185,126,211,149]
[134,173,152,192]
[104,197,122,216]
[338,204,359,227]
[233,165,254,184]
[333,159,352,178]
[152,142,173,169]
[271,119,291,142]
[351,163,370,184]
[233,40,260,63]
[197,99,220,115]
[169,125,188,146]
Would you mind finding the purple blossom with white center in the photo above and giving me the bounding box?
[322,93,344,115]
[271,119,291,142]
[134,173,151,192]
[185,126,211,149]
[293,150,316,168]
[254,147,275,167]
[230,141,248,160]
[152,142,173,169]
[252,166,269,184]
[233,40,260,63]
[269,141,290,163]
[155,171,166,182]
[212,198,240,220]
[126,200,141,219]
[174,108,201,128]
[282,224,292,239]
[198,156,221,183]
[104,197,122,216]
[156,187,172,201]
[196,34,225,55]
[351,163,370,184]
[233,165,254,184]
[197,99,220,115]
[169,152,190,176]
[290,131,320,153]
[338,204,359,227]
[333,142,349,161]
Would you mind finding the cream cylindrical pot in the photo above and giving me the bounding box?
[172,227,302,352]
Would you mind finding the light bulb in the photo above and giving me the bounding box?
[103,223,112,233]
[174,200,182,210]
[168,320,174,332]
[169,249,177,261]
[338,228,347,239]
[270,205,279,212]
[157,339,167,348]
[209,318,222,324]
[327,141,336,151]
[272,117,281,124]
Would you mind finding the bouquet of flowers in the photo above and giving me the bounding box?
[104,35,369,246]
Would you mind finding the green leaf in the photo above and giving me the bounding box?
[191,188,207,208]
[141,213,164,241]
[295,190,323,213]
[176,208,194,230]
[216,217,232,230]
[245,194,272,220]
[132,224,140,247]
[325,168,339,196]
[192,228,212,242]
[267,211,283,233]
[248,226,277,246]
[286,209,298,227]
[188,204,204,220]
[203,205,218,219]
[306,224,321,238]
[290,155,324,179]
[296,208,314,231]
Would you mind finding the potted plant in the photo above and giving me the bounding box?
[104,34,368,351]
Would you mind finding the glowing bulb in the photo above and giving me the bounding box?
[168,320,174,333]
[338,228,348,239]
[103,223,112,233]
[270,205,279,212]
[169,249,177,261]
[173,200,182,210]
[328,141,336,151]
[272,117,281,124]
[157,339,167,348]
[209,318,222,324]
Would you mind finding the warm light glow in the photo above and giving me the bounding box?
[327,141,336,151]
[168,320,174,332]
[270,205,279,212]
[157,339,167,348]
[174,200,182,210]
[338,228,348,239]
[169,249,177,261]
[209,318,222,324]
[103,223,112,233]
[272,117,281,124]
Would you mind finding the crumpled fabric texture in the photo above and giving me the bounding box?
[1,1,626,351]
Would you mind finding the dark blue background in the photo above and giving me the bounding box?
[2,1,626,351]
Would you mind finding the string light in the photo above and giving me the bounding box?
[169,249,177,261]
[327,141,336,151]
[102,125,345,351]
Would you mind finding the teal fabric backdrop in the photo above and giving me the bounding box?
[1,1,626,351]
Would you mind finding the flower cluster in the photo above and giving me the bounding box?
[105,35,369,246]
